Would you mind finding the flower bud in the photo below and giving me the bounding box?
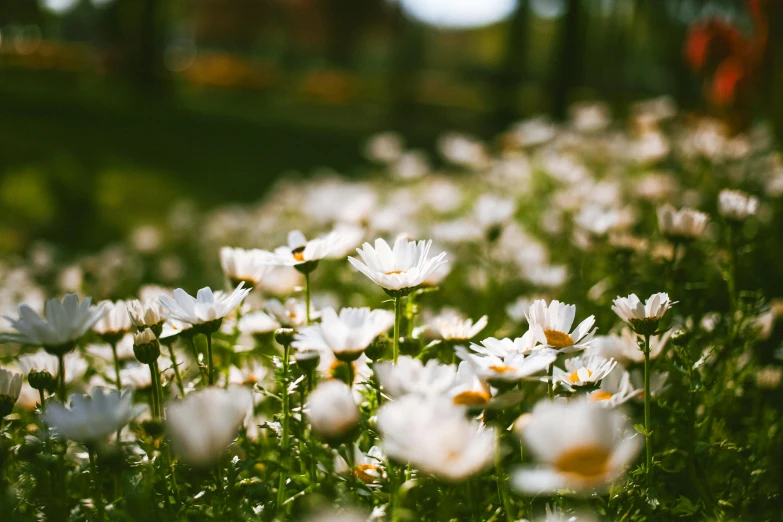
[399,337,420,357]
[275,328,296,347]
[28,369,55,393]
[133,328,161,365]
[294,349,320,372]
[365,335,390,361]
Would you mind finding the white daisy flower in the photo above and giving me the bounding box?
[656,204,709,240]
[587,367,641,408]
[612,293,673,335]
[1,294,107,352]
[307,380,360,443]
[377,394,496,482]
[375,356,458,399]
[219,247,270,286]
[238,311,281,336]
[43,388,145,444]
[470,331,538,357]
[265,298,316,328]
[432,311,488,341]
[554,353,617,390]
[0,368,23,416]
[718,189,759,221]
[526,300,596,353]
[449,361,492,407]
[92,300,132,339]
[456,345,555,386]
[127,299,165,330]
[292,307,393,362]
[262,229,349,272]
[512,399,641,495]
[348,237,448,295]
[335,443,387,485]
[159,283,251,329]
[166,386,252,466]
[591,328,672,366]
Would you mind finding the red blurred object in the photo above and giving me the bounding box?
[684,0,769,108]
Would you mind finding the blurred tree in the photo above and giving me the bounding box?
[491,0,530,129]
[551,0,585,119]
[387,4,426,132]
[320,0,384,68]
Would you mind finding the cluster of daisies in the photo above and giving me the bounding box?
[0,98,780,521]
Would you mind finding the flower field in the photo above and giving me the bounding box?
[1,99,782,521]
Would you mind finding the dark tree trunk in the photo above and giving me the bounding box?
[551,0,584,120]
[491,0,530,131]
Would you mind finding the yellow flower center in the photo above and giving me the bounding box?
[489,364,517,374]
[590,390,614,402]
[353,463,381,484]
[553,444,611,481]
[568,369,593,383]
[385,270,405,275]
[452,390,491,406]
[292,247,305,262]
[544,329,575,349]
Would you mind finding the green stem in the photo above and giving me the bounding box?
[393,296,402,364]
[726,224,738,313]
[147,362,161,418]
[643,334,652,485]
[405,291,416,337]
[187,336,207,382]
[167,343,185,397]
[206,332,215,386]
[547,363,554,400]
[152,359,165,419]
[277,342,291,516]
[88,447,105,522]
[57,354,66,403]
[38,389,46,411]
[305,272,312,325]
[495,435,514,522]
[110,341,122,392]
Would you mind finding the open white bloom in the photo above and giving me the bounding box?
[308,380,359,442]
[1,294,106,350]
[265,298,316,328]
[43,388,145,444]
[375,356,457,398]
[238,311,280,335]
[219,247,269,285]
[432,312,488,341]
[0,368,23,414]
[656,204,709,240]
[262,230,348,268]
[449,361,493,407]
[348,237,448,294]
[335,443,387,485]
[612,293,673,335]
[526,300,596,353]
[457,345,555,385]
[512,399,641,495]
[93,300,132,337]
[474,194,516,230]
[16,350,59,377]
[588,368,641,408]
[470,331,538,357]
[293,307,393,361]
[718,189,759,221]
[592,328,672,365]
[377,395,496,482]
[554,353,617,390]
[166,386,252,466]
[127,299,165,329]
[159,283,251,326]
[365,131,404,164]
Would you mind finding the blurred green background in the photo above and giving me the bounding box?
[1,0,780,254]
